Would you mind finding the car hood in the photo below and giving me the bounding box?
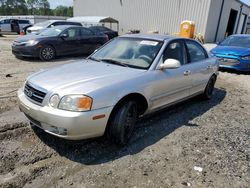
[28,60,146,94]
[27,26,43,31]
[211,45,250,57]
[14,34,53,42]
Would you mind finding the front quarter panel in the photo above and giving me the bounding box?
[87,72,155,112]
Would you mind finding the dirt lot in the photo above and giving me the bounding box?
[0,35,249,188]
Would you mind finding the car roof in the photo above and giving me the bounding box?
[52,25,83,29]
[119,34,178,42]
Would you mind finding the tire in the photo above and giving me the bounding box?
[108,101,138,146]
[39,45,55,61]
[201,76,216,100]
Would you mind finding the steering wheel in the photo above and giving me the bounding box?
[138,55,152,64]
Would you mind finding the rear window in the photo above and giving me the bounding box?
[67,22,82,26]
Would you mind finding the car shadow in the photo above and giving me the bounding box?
[32,87,226,165]
[219,68,250,75]
[16,54,87,63]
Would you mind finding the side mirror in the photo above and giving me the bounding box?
[60,33,69,38]
[158,59,181,70]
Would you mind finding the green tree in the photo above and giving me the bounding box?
[0,0,28,15]
[53,5,73,17]
[37,0,50,15]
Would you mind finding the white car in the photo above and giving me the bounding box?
[26,20,82,34]
[18,34,219,145]
[0,19,31,34]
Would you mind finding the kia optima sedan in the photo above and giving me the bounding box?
[211,34,250,72]
[12,25,108,61]
[18,34,219,145]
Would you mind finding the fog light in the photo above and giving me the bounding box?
[48,126,67,135]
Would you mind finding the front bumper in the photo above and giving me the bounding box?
[215,55,250,72]
[219,64,250,72]
[12,45,40,57]
[18,89,113,140]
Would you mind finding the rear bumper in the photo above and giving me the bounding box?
[18,89,113,140]
[12,45,40,57]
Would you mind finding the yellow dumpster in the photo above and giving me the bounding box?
[180,20,195,38]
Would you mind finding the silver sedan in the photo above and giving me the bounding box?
[18,34,219,145]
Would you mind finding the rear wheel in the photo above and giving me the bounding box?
[108,101,138,146]
[39,45,55,61]
[201,76,216,100]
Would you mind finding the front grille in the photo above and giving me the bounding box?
[24,82,47,104]
[218,57,240,66]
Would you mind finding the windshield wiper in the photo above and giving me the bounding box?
[88,57,101,62]
[100,58,128,67]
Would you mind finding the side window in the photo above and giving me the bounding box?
[186,40,207,63]
[51,22,61,26]
[99,27,108,32]
[4,19,10,24]
[80,28,94,36]
[163,41,186,65]
[62,28,80,39]
[19,20,30,24]
[68,22,81,26]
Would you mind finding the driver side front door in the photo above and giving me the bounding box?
[58,28,81,55]
[150,40,193,110]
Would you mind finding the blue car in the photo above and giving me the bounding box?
[210,34,250,72]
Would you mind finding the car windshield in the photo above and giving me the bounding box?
[90,37,163,69]
[39,27,62,37]
[34,21,52,27]
[220,36,250,48]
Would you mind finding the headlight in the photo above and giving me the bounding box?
[49,94,60,108]
[58,95,92,112]
[241,56,250,60]
[20,40,39,46]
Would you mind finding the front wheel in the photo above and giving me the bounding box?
[39,45,55,61]
[108,101,138,146]
[201,76,216,100]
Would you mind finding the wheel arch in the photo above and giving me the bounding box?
[105,92,148,133]
[41,42,57,56]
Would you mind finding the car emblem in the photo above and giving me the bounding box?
[27,90,33,97]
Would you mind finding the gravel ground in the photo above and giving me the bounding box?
[0,35,249,188]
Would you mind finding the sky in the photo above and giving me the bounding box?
[49,0,73,9]
[241,0,250,5]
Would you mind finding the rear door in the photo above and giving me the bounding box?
[18,20,30,30]
[150,40,192,110]
[184,40,212,95]
[79,28,98,54]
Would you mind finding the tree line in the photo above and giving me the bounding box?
[0,0,73,17]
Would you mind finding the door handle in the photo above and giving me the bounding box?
[184,70,191,76]
[207,65,213,69]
